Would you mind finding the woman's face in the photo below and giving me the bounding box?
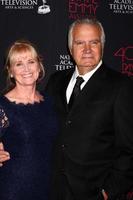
[9,50,40,87]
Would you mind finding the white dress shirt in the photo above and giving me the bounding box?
[66,60,102,103]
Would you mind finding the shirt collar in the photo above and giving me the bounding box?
[73,60,102,82]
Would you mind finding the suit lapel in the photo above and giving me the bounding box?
[59,69,74,111]
[70,65,108,110]
[58,64,108,112]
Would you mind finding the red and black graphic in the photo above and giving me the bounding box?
[114,46,133,76]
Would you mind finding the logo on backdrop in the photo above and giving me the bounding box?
[54,54,74,71]
[0,0,51,14]
[114,46,133,76]
[68,0,99,19]
[109,0,133,14]
[37,0,50,14]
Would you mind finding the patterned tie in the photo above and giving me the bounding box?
[68,76,84,110]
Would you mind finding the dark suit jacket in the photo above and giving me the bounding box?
[46,64,133,200]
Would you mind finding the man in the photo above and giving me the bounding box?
[46,17,133,200]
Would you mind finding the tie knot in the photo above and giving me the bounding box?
[76,76,84,87]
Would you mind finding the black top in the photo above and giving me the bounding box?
[0,94,58,200]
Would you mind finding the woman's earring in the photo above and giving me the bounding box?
[10,74,13,78]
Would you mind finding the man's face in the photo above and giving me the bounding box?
[70,23,103,74]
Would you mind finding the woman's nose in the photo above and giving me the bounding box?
[23,64,30,71]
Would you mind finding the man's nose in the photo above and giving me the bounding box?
[83,43,91,52]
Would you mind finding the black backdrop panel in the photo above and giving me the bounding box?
[0,0,133,92]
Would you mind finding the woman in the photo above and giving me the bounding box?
[0,40,58,200]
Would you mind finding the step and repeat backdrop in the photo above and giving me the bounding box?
[0,1,133,199]
[0,0,132,92]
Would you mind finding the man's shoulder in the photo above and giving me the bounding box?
[102,64,133,90]
[102,64,131,81]
[45,68,75,94]
[49,68,74,82]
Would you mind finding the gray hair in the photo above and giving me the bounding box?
[68,17,105,51]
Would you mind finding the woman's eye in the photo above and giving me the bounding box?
[16,63,22,66]
[29,60,35,64]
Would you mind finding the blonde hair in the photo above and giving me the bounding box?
[5,40,45,90]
